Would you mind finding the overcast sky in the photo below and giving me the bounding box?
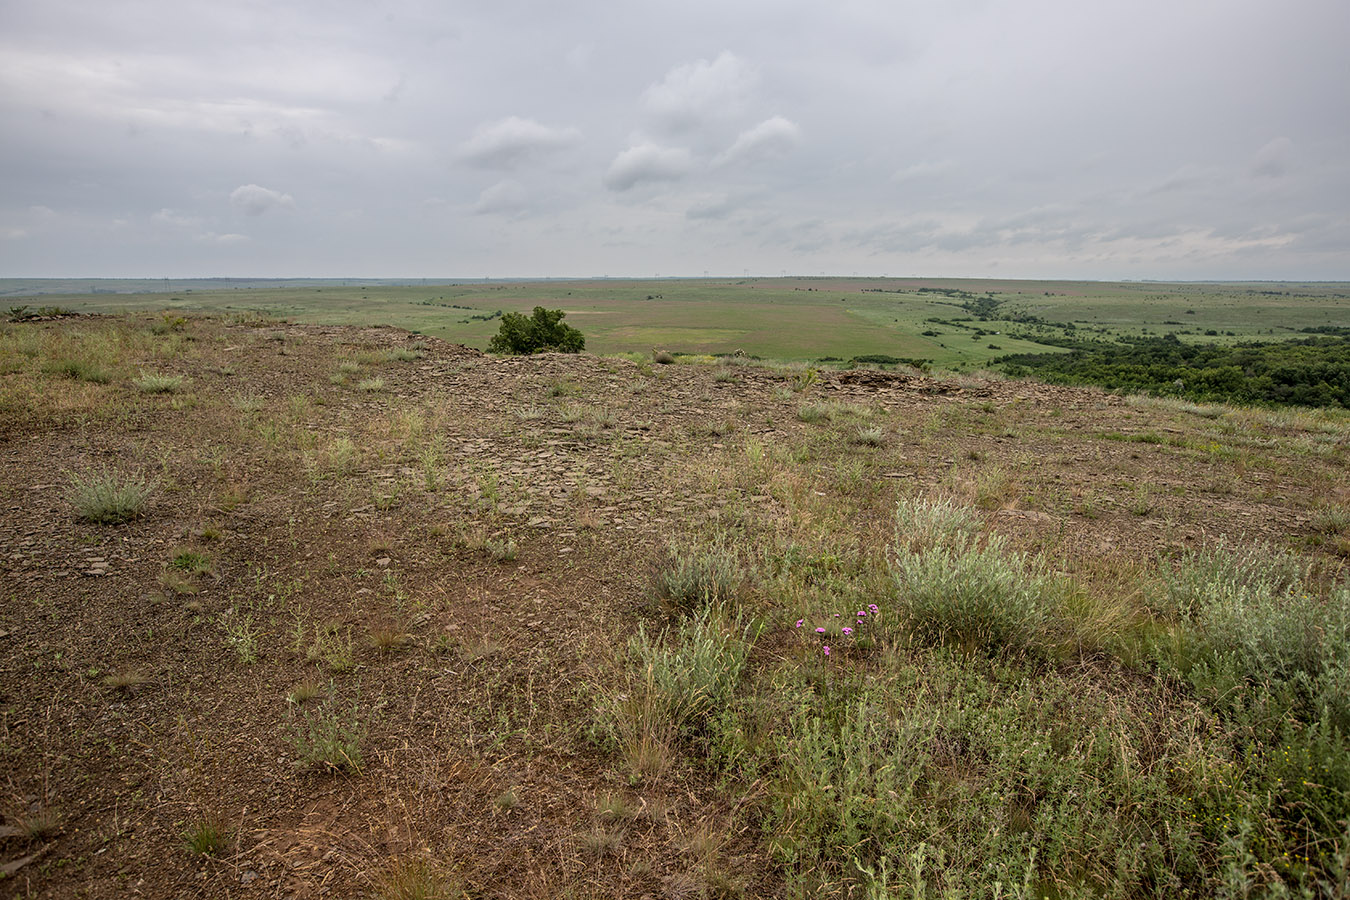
[2,0,1348,279]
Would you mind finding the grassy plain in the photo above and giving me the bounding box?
[9,277,1350,368]
[2,311,1350,897]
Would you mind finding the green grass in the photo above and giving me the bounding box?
[17,277,1348,367]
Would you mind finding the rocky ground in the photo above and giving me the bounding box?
[1,314,1346,898]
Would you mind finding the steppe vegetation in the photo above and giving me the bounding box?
[2,311,1349,898]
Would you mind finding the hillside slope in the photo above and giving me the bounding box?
[2,313,1348,898]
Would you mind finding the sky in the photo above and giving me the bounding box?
[1,0,1348,280]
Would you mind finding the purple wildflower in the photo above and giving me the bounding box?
[815,627,826,634]
[823,646,831,656]
[796,619,804,628]
[842,627,853,635]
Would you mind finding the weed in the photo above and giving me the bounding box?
[103,671,148,692]
[1311,504,1350,536]
[853,426,885,446]
[357,377,386,392]
[581,825,626,857]
[20,807,61,841]
[308,624,355,672]
[598,607,753,775]
[493,789,520,811]
[374,856,462,900]
[288,677,325,704]
[65,469,154,524]
[546,379,580,398]
[596,792,633,822]
[653,349,676,364]
[160,567,200,595]
[220,607,260,664]
[370,624,409,654]
[287,702,366,773]
[485,537,518,562]
[797,403,831,424]
[150,313,188,334]
[170,549,211,574]
[133,372,184,393]
[233,393,264,413]
[181,817,230,856]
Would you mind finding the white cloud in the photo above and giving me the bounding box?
[715,116,801,166]
[604,143,692,192]
[472,180,529,215]
[458,116,581,169]
[643,51,756,130]
[229,184,294,216]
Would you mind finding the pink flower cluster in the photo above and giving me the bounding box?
[795,603,881,656]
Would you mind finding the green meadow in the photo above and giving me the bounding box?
[7,277,1350,367]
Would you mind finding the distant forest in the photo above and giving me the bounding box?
[997,331,1350,409]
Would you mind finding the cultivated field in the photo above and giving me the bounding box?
[8,277,1350,368]
[2,311,1349,898]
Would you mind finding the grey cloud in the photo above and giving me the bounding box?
[1251,137,1295,179]
[458,117,581,169]
[714,116,801,166]
[0,0,1346,279]
[472,180,529,216]
[196,232,249,244]
[229,184,294,216]
[642,52,756,130]
[604,143,692,192]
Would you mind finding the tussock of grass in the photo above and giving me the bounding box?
[65,469,154,524]
[375,856,463,900]
[133,372,184,393]
[598,607,753,777]
[181,817,230,856]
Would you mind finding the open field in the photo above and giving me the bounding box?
[2,311,1350,897]
[7,278,1350,368]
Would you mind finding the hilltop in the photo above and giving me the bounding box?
[2,312,1348,898]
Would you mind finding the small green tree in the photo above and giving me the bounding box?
[487,306,585,354]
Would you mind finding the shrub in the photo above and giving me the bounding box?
[653,545,744,614]
[488,307,584,354]
[1147,544,1350,726]
[889,498,1063,655]
[66,469,154,524]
